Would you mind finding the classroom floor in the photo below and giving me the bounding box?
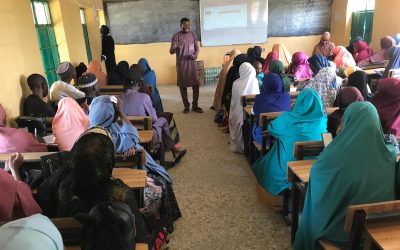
[158,85,291,250]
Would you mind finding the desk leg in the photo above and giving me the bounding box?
[291,177,300,243]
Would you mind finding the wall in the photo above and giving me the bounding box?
[330,0,352,46]
[115,35,321,85]
[371,0,400,51]
[0,0,44,123]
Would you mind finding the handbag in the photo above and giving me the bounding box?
[15,115,47,137]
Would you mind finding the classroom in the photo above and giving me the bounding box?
[0,0,399,249]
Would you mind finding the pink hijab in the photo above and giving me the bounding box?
[371,78,400,136]
[333,46,356,68]
[0,105,47,153]
[353,40,374,63]
[262,51,279,74]
[365,36,396,64]
[0,169,42,221]
[288,52,313,79]
[87,60,107,87]
[52,97,90,151]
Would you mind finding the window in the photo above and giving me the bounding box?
[350,0,375,43]
[80,9,92,63]
[31,0,60,86]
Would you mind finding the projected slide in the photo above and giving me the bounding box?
[204,5,247,30]
[200,0,268,46]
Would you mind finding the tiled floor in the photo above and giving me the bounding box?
[158,85,291,250]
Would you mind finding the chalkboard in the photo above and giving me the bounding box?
[104,0,201,44]
[268,0,333,37]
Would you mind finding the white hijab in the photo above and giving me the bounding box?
[0,214,64,250]
[229,62,260,153]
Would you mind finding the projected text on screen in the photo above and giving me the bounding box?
[203,5,247,30]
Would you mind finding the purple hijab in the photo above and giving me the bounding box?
[382,46,400,78]
[289,52,313,79]
[253,73,291,119]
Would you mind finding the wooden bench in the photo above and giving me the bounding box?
[326,107,339,115]
[112,168,147,188]
[118,116,152,131]
[254,112,282,157]
[321,200,400,249]
[364,67,385,76]
[0,152,55,163]
[99,85,124,95]
[389,68,400,79]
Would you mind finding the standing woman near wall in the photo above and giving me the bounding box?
[100,25,117,76]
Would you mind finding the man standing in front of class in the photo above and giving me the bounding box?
[170,18,203,113]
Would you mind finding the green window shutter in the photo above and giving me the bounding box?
[31,0,60,86]
[350,10,374,44]
[82,24,92,62]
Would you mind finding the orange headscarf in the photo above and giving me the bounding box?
[213,49,241,110]
[87,60,107,87]
[272,43,292,70]
[333,46,356,68]
[52,97,90,151]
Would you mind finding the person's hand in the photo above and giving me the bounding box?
[123,147,136,160]
[191,54,197,60]
[115,97,125,117]
[5,153,24,181]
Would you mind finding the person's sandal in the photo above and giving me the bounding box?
[174,149,187,164]
[192,107,204,113]
[183,108,190,114]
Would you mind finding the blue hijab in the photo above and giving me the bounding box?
[252,89,327,195]
[138,58,164,113]
[253,73,291,119]
[307,54,331,75]
[89,95,171,183]
[138,58,156,88]
[382,46,400,78]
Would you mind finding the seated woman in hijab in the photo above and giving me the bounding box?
[88,96,182,233]
[333,46,356,68]
[304,67,338,108]
[327,87,364,137]
[359,36,395,65]
[252,89,327,209]
[52,97,90,151]
[307,54,331,76]
[352,39,374,64]
[347,70,372,100]
[262,51,278,74]
[0,153,42,222]
[312,32,336,60]
[220,54,249,130]
[287,52,313,80]
[121,70,186,167]
[229,62,260,153]
[371,77,400,137]
[0,104,47,153]
[252,73,291,145]
[212,49,241,112]
[138,58,164,113]
[294,102,397,250]
[269,60,291,92]
[272,43,292,71]
[37,128,147,245]
[247,46,264,64]
[87,60,107,87]
[0,214,63,250]
[382,46,400,78]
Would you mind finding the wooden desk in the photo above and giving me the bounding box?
[99,85,124,95]
[244,106,252,116]
[0,152,55,163]
[365,219,400,250]
[364,68,385,76]
[288,159,315,242]
[112,168,147,188]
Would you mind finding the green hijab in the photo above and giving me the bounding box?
[294,102,397,250]
[269,60,291,92]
